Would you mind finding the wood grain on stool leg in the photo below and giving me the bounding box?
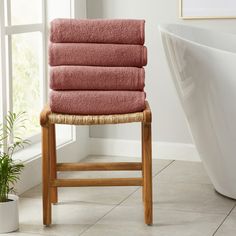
[141,122,145,202]
[42,125,52,226]
[50,124,58,204]
[143,121,153,225]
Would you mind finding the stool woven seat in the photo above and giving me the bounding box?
[40,101,152,226]
[40,101,150,126]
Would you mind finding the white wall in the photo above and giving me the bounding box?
[86,0,236,144]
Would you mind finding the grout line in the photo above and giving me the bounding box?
[154,160,175,177]
[79,186,140,235]
[79,160,175,235]
[212,203,236,236]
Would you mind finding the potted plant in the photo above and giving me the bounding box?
[0,111,29,233]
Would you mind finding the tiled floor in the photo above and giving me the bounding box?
[5,156,236,236]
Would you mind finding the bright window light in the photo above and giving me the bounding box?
[48,0,73,22]
[12,32,41,138]
[11,0,42,25]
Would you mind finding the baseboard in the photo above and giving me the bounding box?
[89,138,201,162]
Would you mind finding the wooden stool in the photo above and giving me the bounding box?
[40,101,153,226]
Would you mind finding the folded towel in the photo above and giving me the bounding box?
[49,43,147,67]
[50,66,145,91]
[50,18,145,45]
[50,90,146,115]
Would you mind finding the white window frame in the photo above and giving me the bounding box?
[0,0,76,153]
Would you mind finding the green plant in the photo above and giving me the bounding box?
[0,112,29,202]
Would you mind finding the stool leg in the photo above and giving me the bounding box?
[143,122,153,225]
[42,125,52,226]
[50,124,58,204]
[141,123,145,202]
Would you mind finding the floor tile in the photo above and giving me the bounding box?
[123,177,235,214]
[0,232,45,236]
[230,205,236,215]
[157,161,211,184]
[214,210,236,236]
[18,155,235,236]
[18,197,114,236]
[81,205,225,236]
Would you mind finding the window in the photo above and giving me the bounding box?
[0,0,75,155]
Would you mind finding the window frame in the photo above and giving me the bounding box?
[0,0,76,152]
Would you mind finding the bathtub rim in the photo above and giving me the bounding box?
[159,23,236,56]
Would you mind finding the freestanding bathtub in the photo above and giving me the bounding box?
[160,24,236,199]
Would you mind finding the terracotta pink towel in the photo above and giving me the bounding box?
[50,66,145,91]
[50,18,145,45]
[49,43,147,67]
[50,90,146,115]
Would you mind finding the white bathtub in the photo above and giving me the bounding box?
[160,24,236,199]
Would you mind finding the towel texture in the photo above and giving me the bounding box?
[48,18,148,115]
[49,43,147,67]
[50,66,145,91]
[50,18,145,45]
[50,90,146,115]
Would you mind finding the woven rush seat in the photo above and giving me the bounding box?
[40,101,150,126]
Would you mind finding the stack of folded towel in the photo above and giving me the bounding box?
[49,18,147,115]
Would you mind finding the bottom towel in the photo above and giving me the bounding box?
[50,90,146,115]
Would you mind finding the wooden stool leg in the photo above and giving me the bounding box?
[141,123,145,202]
[42,125,52,226]
[50,124,58,204]
[143,122,153,225]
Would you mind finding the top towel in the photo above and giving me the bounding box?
[50,18,145,45]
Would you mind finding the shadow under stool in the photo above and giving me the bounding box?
[40,101,153,226]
